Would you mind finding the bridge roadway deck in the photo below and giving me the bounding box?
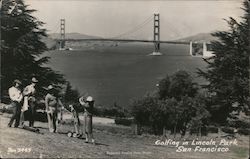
[55,38,191,45]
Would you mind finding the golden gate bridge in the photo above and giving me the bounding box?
[55,14,212,57]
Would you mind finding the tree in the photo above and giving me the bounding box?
[131,70,210,136]
[158,70,198,100]
[188,93,211,136]
[161,94,210,137]
[198,0,249,124]
[64,82,80,105]
[1,0,65,100]
[157,75,171,100]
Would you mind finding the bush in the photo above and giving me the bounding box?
[189,126,208,136]
[228,118,250,129]
[139,126,155,135]
[221,127,235,134]
[94,106,128,118]
[0,104,13,114]
[237,128,250,135]
[158,70,198,100]
[115,118,133,126]
[131,96,166,135]
[207,126,219,133]
[130,71,210,136]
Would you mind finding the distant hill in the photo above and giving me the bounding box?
[41,36,57,50]
[49,32,102,39]
[177,33,218,42]
[42,33,102,49]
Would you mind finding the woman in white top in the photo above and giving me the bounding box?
[8,79,23,127]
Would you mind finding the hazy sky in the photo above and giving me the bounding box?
[26,0,244,40]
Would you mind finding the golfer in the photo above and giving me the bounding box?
[79,96,95,144]
[67,103,84,137]
[45,85,59,133]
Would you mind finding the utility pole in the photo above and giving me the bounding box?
[60,19,65,49]
[153,14,160,53]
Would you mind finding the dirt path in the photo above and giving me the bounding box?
[0,114,248,158]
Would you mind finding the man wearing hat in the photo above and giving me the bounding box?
[8,79,23,127]
[79,96,95,144]
[45,85,59,133]
[20,77,38,127]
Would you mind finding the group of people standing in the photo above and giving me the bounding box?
[8,77,38,128]
[7,78,95,144]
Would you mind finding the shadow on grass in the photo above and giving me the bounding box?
[94,142,109,146]
[33,126,48,130]
[56,132,110,146]
[17,126,44,135]
[57,131,68,135]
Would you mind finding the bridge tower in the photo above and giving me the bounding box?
[153,14,161,55]
[60,19,65,49]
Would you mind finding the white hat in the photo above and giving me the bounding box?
[47,85,54,90]
[86,96,93,102]
[32,77,38,83]
[13,79,22,85]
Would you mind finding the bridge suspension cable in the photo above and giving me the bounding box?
[112,15,154,39]
[47,20,61,35]
[161,18,182,38]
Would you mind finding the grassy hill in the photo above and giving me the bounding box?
[0,113,249,159]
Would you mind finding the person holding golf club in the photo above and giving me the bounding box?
[66,103,84,138]
[45,85,59,133]
[79,96,95,144]
[20,77,38,127]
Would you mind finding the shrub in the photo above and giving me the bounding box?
[228,117,250,129]
[207,126,219,133]
[131,71,210,136]
[139,126,155,135]
[94,107,127,118]
[189,126,208,136]
[115,118,133,126]
[237,128,250,135]
[0,104,13,114]
[131,96,166,135]
[221,127,235,134]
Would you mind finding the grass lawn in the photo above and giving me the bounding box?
[0,113,249,159]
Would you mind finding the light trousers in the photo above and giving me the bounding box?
[47,107,58,132]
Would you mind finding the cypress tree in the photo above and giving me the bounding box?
[1,0,65,99]
[198,0,249,124]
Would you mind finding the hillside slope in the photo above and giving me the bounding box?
[177,33,218,42]
[43,33,102,49]
[0,113,249,159]
[49,32,101,39]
